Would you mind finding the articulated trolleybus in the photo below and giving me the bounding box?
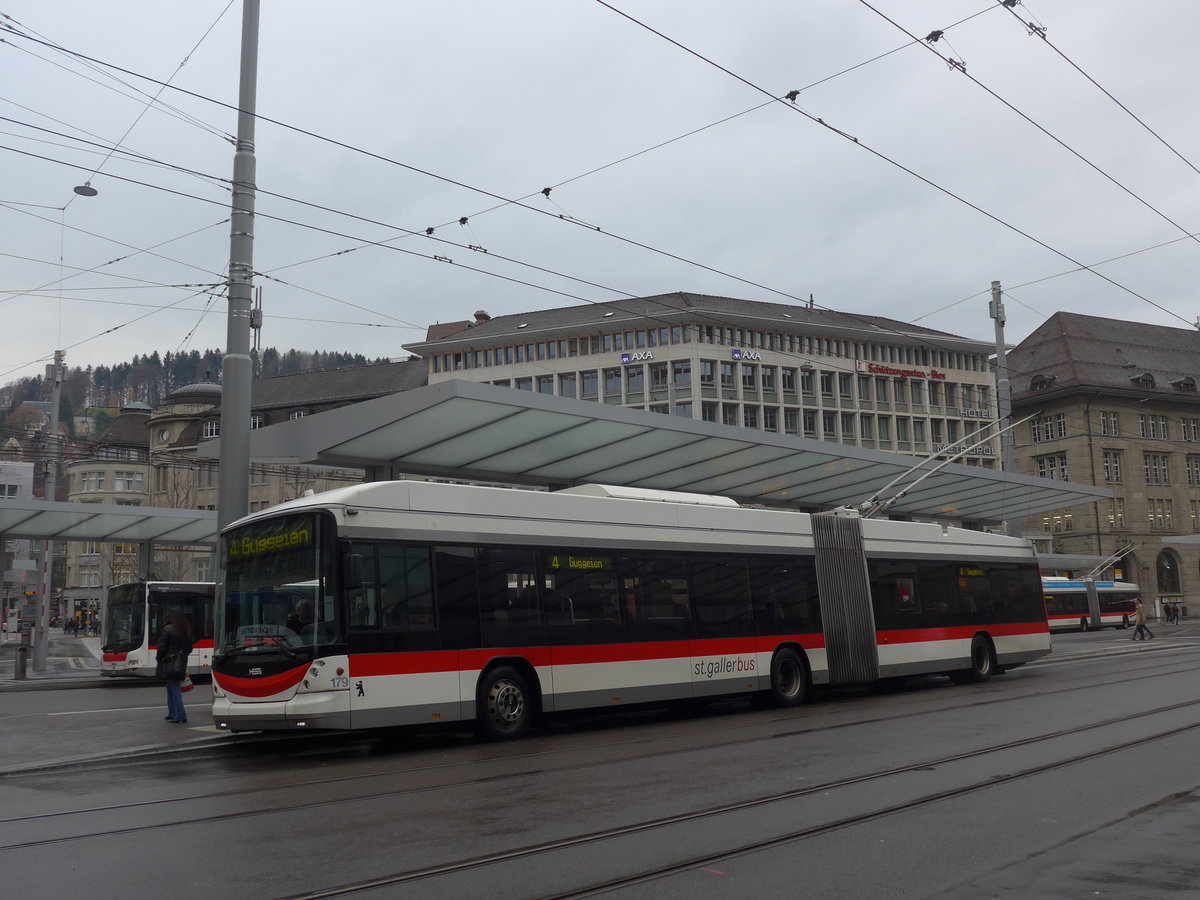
[212,482,1051,739]
[101,581,215,678]
[1042,576,1140,632]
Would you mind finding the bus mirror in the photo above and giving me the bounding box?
[342,552,363,590]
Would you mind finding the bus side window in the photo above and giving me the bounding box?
[378,545,435,631]
[434,546,480,649]
[868,560,922,630]
[915,563,958,620]
[692,557,752,637]
[348,543,379,628]
[479,548,541,644]
[748,557,820,634]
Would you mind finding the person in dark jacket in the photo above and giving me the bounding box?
[156,609,194,723]
[1130,597,1155,642]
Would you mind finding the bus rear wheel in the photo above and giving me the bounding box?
[768,648,807,707]
[476,666,532,741]
[949,636,995,685]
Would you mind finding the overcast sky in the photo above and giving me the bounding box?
[2,1,1198,384]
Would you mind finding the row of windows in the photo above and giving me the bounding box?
[75,471,144,492]
[646,402,991,457]
[198,410,308,440]
[1054,497,1181,533]
[1096,411,1200,442]
[430,325,987,375]
[486,363,987,410]
[340,541,1043,652]
[1043,450,1200,487]
[1037,412,1200,445]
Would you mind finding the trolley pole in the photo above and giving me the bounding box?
[989,282,1020,537]
[218,0,261,532]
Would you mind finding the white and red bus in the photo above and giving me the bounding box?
[1042,577,1140,632]
[100,581,215,678]
[211,481,1051,739]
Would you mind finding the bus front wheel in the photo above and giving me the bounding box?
[768,648,807,707]
[476,666,532,741]
[949,636,995,684]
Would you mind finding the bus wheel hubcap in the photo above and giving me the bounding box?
[491,681,523,723]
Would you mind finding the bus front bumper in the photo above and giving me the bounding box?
[212,690,351,732]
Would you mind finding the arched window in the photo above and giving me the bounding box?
[1156,550,1181,594]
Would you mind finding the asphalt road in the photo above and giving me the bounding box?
[2,625,1199,899]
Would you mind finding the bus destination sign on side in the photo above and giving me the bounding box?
[548,554,613,571]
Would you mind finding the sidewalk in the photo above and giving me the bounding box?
[0,631,108,690]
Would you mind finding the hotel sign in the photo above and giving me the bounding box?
[935,444,996,456]
[959,408,992,420]
[856,361,946,380]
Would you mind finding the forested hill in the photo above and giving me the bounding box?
[0,348,390,434]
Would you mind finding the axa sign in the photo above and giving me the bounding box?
[731,349,762,361]
[621,351,653,363]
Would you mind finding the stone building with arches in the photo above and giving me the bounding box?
[1008,312,1200,615]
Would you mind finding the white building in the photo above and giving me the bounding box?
[405,292,1001,466]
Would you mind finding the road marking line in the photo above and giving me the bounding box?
[47,706,163,716]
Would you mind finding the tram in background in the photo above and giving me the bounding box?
[211,482,1051,739]
[100,581,216,677]
[1042,577,1140,632]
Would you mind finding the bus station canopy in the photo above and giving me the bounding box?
[223,379,1110,524]
[0,499,218,547]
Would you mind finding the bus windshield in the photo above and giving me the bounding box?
[217,512,337,662]
[102,584,144,653]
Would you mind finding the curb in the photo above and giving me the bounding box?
[0,729,317,778]
[0,676,112,692]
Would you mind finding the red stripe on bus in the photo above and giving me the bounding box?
[214,664,308,697]
[234,625,1048,684]
[350,651,467,677]
[877,622,1048,643]
[348,636,824,678]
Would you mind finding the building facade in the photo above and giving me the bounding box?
[1008,312,1200,609]
[1,460,37,629]
[64,403,151,604]
[405,293,1003,468]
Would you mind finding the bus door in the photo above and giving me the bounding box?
[812,512,879,685]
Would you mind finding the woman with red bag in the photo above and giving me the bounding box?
[156,609,194,723]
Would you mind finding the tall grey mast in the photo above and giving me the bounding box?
[218,0,261,533]
[990,280,1019,537]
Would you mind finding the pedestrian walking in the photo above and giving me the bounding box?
[1130,597,1155,641]
[155,610,194,723]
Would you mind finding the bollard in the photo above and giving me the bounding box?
[14,645,28,680]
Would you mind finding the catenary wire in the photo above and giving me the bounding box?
[1,18,1188,380]
[589,0,1195,332]
[855,0,1200,259]
[997,0,1200,180]
[0,10,1180,444]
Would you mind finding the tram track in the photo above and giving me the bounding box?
[271,711,1200,899]
[3,647,1199,841]
[4,687,1200,859]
